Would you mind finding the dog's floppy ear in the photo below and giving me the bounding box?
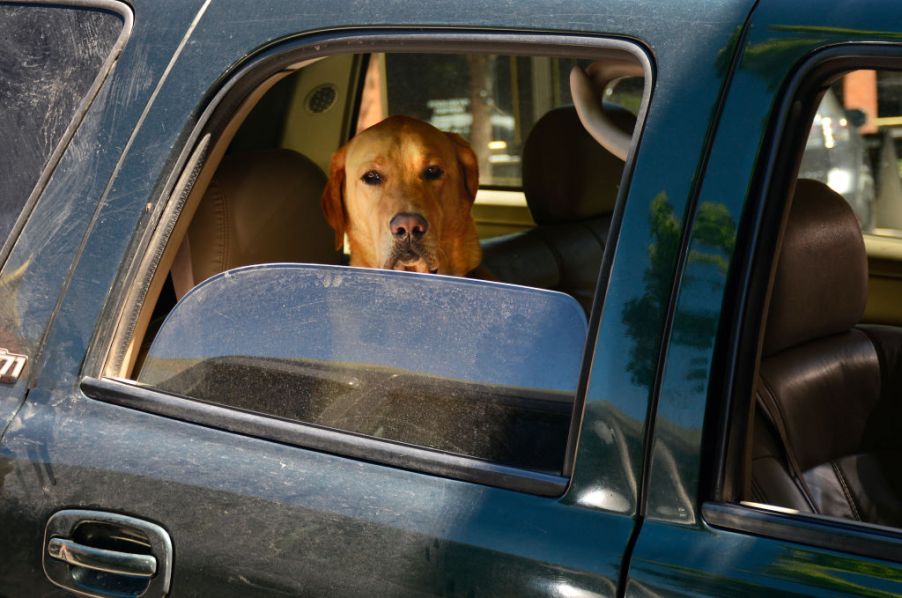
[445,132,479,203]
[321,144,348,250]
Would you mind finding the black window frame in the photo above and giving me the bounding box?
[80,29,653,496]
[704,44,902,563]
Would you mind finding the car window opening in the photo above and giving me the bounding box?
[739,68,902,530]
[109,48,648,479]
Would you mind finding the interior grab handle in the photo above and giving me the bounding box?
[570,59,644,162]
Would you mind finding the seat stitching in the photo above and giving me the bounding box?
[749,467,767,503]
[831,460,862,521]
[755,377,818,511]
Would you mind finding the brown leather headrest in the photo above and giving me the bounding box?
[763,179,868,356]
[522,106,634,225]
[172,149,339,298]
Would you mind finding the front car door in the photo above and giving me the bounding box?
[627,0,902,594]
[1,0,754,595]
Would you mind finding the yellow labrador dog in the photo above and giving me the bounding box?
[321,116,483,276]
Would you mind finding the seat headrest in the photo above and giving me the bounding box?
[522,106,634,225]
[173,148,338,298]
[763,179,868,356]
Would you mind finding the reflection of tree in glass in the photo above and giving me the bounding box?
[622,195,735,388]
[772,547,899,596]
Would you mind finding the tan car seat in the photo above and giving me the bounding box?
[171,148,340,298]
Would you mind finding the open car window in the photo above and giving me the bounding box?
[102,41,650,491]
[721,66,902,544]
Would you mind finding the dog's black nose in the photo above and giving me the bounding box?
[390,212,429,240]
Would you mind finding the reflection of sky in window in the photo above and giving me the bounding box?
[142,264,587,394]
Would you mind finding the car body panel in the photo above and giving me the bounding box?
[0,0,204,470]
[6,0,901,596]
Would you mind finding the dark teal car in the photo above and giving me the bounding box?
[2,1,902,596]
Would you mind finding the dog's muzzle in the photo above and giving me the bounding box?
[383,239,438,273]
[384,212,438,273]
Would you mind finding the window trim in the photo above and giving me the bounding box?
[703,502,902,564]
[81,376,570,496]
[710,44,902,549]
[85,29,654,495]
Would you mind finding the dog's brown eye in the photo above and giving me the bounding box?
[423,165,444,181]
[362,170,383,185]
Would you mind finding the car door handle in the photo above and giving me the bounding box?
[43,509,173,598]
[47,537,157,577]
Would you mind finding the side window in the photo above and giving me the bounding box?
[0,5,124,249]
[105,44,649,490]
[738,67,902,532]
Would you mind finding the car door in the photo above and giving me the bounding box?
[0,1,754,595]
[626,0,902,594]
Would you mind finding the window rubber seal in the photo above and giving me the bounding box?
[81,376,569,497]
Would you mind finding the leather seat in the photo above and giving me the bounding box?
[480,106,634,311]
[171,148,340,298]
[749,179,902,526]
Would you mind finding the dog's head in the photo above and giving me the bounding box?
[321,115,481,276]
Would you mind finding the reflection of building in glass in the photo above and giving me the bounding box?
[811,71,902,234]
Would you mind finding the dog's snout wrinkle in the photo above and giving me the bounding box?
[390,212,429,240]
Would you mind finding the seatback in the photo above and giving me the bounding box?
[480,106,634,311]
[171,148,340,298]
[750,179,902,526]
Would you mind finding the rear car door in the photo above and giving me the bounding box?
[1,1,753,595]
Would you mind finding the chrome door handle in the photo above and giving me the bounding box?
[43,510,172,598]
[47,537,157,577]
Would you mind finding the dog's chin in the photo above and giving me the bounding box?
[396,260,436,274]
[383,252,439,274]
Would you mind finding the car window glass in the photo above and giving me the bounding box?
[0,5,122,249]
[138,265,586,472]
[798,70,902,237]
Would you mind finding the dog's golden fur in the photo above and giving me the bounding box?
[321,115,482,276]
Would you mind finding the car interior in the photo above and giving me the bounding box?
[741,71,902,529]
[745,177,902,526]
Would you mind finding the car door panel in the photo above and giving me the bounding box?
[627,520,902,596]
[2,386,633,595]
[1,0,758,595]
[627,0,902,594]
[0,0,207,431]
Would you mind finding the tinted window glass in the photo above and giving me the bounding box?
[0,5,122,247]
[138,265,587,472]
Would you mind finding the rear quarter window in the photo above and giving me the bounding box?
[0,4,124,250]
